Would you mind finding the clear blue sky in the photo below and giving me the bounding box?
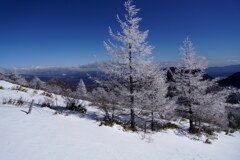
[0,0,240,68]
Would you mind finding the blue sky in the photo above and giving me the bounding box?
[0,0,240,68]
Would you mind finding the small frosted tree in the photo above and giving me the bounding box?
[8,72,19,81]
[91,87,112,121]
[16,76,28,86]
[103,0,153,128]
[46,84,63,95]
[8,72,28,86]
[141,67,172,131]
[197,82,229,128]
[76,79,87,98]
[0,69,5,80]
[30,76,44,89]
[0,73,5,80]
[90,87,121,122]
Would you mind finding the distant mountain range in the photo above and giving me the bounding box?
[0,63,102,88]
[205,64,240,77]
[1,63,240,88]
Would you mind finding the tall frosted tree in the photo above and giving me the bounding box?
[173,36,208,133]
[103,0,153,128]
[179,37,207,70]
[173,38,228,130]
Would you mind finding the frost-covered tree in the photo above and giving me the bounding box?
[179,37,207,70]
[173,37,208,133]
[0,73,5,80]
[46,84,63,95]
[76,79,87,98]
[16,76,28,86]
[194,79,228,128]
[138,63,173,131]
[225,87,240,128]
[0,69,5,80]
[91,87,112,121]
[63,89,78,106]
[172,37,229,131]
[226,87,240,104]
[7,72,28,86]
[29,76,44,90]
[8,72,19,81]
[103,0,153,128]
[90,87,120,121]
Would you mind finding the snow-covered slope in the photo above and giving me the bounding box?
[0,80,240,160]
[0,80,80,106]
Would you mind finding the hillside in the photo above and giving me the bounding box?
[219,72,240,89]
[0,80,240,160]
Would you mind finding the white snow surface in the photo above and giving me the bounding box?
[0,80,89,107]
[0,80,240,160]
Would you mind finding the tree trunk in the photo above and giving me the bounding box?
[189,105,195,133]
[130,108,135,128]
[129,43,135,129]
[151,110,154,131]
[104,107,110,121]
[189,119,195,133]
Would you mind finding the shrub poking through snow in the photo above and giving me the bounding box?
[41,92,53,98]
[41,98,54,107]
[2,97,24,106]
[63,89,87,113]
[67,102,87,113]
[200,126,215,136]
[205,139,212,144]
[0,86,4,89]
[157,122,180,130]
[16,97,24,106]
[53,110,64,115]
[41,102,51,107]
[11,86,28,92]
[98,119,137,132]
[33,90,38,94]
[2,98,12,105]
[224,129,235,135]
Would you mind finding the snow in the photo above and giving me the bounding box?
[0,80,18,88]
[0,80,89,107]
[0,80,240,160]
